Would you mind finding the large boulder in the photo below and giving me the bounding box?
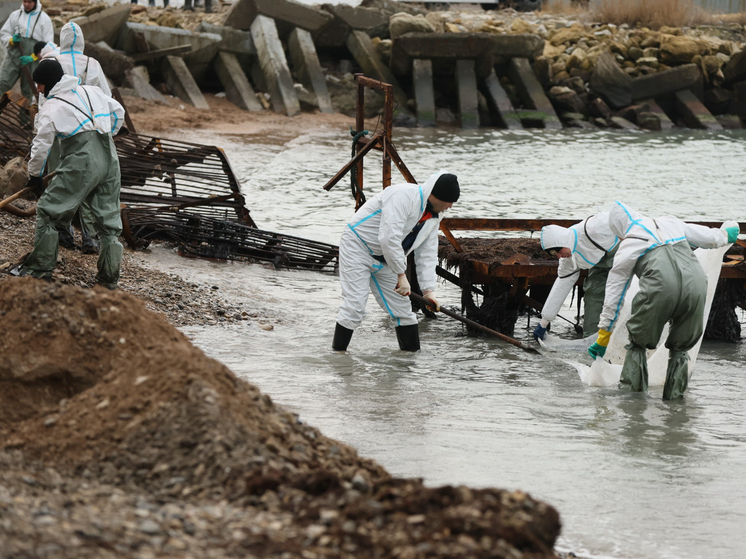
[590,52,633,109]
[659,35,702,65]
[549,23,588,47]
[389,12,434,40]
[3,157,27,197]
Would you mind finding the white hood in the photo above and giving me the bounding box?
[541,224,574,251]
[59,21,84,52]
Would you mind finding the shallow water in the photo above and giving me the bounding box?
[147,126,746,559]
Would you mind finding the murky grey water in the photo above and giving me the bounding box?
[147,127,746,559]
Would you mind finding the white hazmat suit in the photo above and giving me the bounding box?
[538,212,619,336]
[335,171,454,350]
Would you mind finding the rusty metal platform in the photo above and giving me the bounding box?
[439,218,746,286]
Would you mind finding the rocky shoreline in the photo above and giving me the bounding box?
[29,0,746,132]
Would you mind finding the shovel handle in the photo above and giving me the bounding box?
[409,292,538,353]
[0,187,29,209]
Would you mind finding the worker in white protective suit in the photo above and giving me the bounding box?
[589,201,739,400]
[46,22,112,254]
[10,59,125,288]
[0,0,53,100]
[534,212,619,340]
[55,22,111,96]
[333,171,460,352]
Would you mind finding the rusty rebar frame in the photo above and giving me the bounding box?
[323,74,415,209]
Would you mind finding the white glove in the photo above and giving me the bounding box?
[423,290,440,311]
[395,274,411,296]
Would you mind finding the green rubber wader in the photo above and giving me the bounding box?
[619,242,706,399]
[583,246,618,337]
[48,140,99,243]
[22,130,122,286]
[0,37,40,100]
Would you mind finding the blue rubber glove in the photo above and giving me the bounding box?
[533,323,548,342]
[10,33,21,46]
[726,226,739,244]
[588,329,611,359]
[19,55,34,66]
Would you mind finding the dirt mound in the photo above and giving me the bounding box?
[0,277,561,558]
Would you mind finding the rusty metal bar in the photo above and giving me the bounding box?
[439,223,463,253]
[442,217,746,232]
[382,82,393,189]
[322,132,384,192]
[112,88,137,134]
[355,74,365,208]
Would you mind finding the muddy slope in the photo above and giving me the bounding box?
[0,277,561,558]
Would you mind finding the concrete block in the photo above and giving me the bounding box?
[482,69,522,129]
[69,4,131,47]
[287,28,333,114]
[723,49,746,87]
[325,4,387,34]
[126,67,167,103]
[631,63,700,102]
[161,55,209,110]
[508,57,562,130]
[311,16,350,49]
[456,59,479,130]
[638,98,674,130]
[345,30,410,113]
[119,23,221,84]
[197,22,256,57]
[608,116,639,130]
[715,114,742,129]
[216,51,264,112]
[251,15,300,116]
[390,32,494,79]
[674,89,723,130]
[729,80,746,121]
[492,33,544,61]
[412,59,435,127]
[224,0,332,34]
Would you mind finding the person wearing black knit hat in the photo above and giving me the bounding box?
[11,58,126,289]
[332,170,460,353]
[0,0,54,101]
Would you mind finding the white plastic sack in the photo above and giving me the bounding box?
[570,244,730,387]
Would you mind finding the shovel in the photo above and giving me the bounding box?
[409,292,539,354]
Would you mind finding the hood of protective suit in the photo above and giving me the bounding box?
[541,225,574,251]
[608,201,644,239]
[59,21,84,52]
[47,73,81,97]
[22,0,41,13]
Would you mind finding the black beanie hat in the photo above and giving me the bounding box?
[33,41,47,57]
[33,58,65,92]
[430,173,460,203]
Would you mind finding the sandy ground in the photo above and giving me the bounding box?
[124,94,355,137]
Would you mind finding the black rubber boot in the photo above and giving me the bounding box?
[332,323,353,351]
[395,324,420,351]
[80,226,99,255]
[57,225,76,250]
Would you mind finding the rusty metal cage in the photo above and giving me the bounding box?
[124,209,339,273]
